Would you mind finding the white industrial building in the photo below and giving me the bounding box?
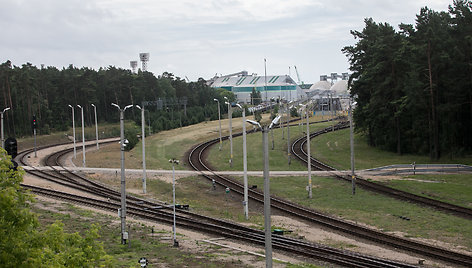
[208,71,303,103]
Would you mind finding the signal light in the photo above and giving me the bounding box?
[32,115,37,129]
[5,137,17,158]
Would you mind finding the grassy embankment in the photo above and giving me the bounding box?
[32,200,260,268]
[205,116,472,249]
[22,114,472,258]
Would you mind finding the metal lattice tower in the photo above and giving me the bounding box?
[139,53,150,72]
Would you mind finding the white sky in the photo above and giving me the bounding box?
[1,0,452,83]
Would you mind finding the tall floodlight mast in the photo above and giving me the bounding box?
[130,61,138,73]
[139,53,150,72]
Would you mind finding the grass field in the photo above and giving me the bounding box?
[206,116,335,171]
[379,174,472,209]
[32,200,257,267]
[312,128,472,170]
[231,175,472,250]
[17,122,131,151]
[20,114,472,263]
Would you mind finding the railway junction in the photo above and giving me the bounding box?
[14,116,472,268]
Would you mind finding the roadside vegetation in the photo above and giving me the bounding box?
[0,151,112,267]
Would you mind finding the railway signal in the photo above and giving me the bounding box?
[1,107,10,148]
[32,115,37,158]
[5,137,17,158]
[32,115,37,129]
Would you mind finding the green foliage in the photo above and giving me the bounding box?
[290,106,299,117]
[0,63,235,138]
[253,111,262,123]
[0,149,113,267]
[343,0,472,158]
[124,126,139,151]
[250,87,262,105]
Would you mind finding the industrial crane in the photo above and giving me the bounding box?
[294,65,304,86]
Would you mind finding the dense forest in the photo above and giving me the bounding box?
[0,62,238,138]
[343,0,472,159]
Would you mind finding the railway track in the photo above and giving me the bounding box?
[290,123,472,220]
[17,141,417,268]
[187,130,472,267]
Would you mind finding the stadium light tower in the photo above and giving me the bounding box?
[130,61,138,73]
[139,53,150,72]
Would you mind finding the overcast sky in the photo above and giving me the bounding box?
[1,0,453,83]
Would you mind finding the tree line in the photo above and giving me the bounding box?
[0,62,238,138]
[343,0,472,159]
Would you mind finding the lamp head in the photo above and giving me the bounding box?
[246,119,261,130]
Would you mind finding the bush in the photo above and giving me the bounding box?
[124,127,139,151]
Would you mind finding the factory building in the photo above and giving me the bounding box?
[208,71,303,103]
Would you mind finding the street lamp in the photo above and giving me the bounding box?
[68,105,76,159]
[111,103,133,244]
[350,100,357,195]
[287,103,293,166]
[169,158,180,247]
[213,98,222,151]
[91,104,99,150]
[300,104,312,199]
[1,107,10,148]
[135,105,147,194]
[224,97,233,167]
[76,105,85,168]
[236,103,248,220]
[246,115,280,268]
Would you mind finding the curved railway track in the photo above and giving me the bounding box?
[17,140,416,268]
[290,123,472,220]
[187,128,472,267]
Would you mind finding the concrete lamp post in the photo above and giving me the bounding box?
[91,104,99,150]
[169,158,180,247]
[135,105,147,194]
[68,105,77,159]
[111,103,133,245]
[76,105,86,168]
[246,115,281,268]
[236,103,248,220]
[224,97,233,167]
[213,98,222,151]
[300,104,312,199]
